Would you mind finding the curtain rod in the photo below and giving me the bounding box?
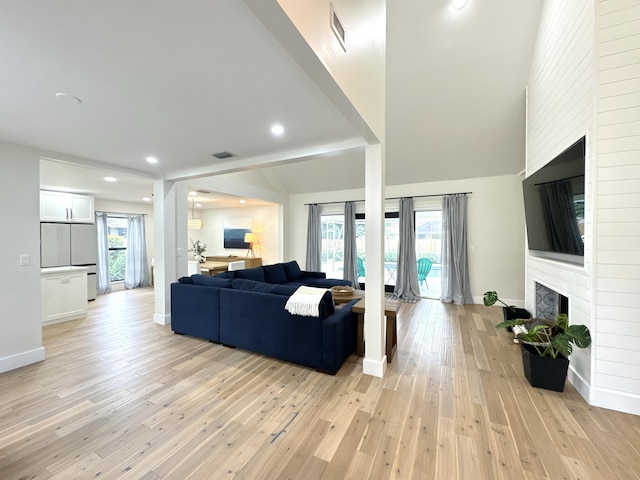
[533,175,583,187]
[304,191,472,206]
[96,211,148,216]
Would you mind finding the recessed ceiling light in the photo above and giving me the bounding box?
[104,176,117,182]
[143,197,152,202]
[55,92,82,104]
[189,191,198,196]
[239,199,247,204]
[146,156,158,164]
[452,0,469,10]
[195,203,202,208]
[271,124,285,136]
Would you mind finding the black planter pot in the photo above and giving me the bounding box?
[503,306,531,321]
[503,307,531,332]
[520,343,569,392]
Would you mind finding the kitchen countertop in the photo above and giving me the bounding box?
[41,266,89,275]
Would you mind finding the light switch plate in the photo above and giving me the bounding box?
[19,254,30,266]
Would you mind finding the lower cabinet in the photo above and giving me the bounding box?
[41,267,88,325]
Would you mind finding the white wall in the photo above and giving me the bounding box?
[0,142,45,372]
[592,0,640,412]
[276,0,386,141]
[526,0,595,394]
[197,204,281,266]
[528,0,640,415]
[288,174,526,305]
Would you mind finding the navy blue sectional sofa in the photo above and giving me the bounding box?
[170,261,357,374]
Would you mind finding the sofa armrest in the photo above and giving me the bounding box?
[300,270,326,278]
[321,299,358,373]
[170,283,221,342]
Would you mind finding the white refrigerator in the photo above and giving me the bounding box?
[41,223,98,300]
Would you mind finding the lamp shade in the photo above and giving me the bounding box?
[188,218,203,229]
[244,233,256,243]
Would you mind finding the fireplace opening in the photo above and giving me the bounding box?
[535,283,568,320]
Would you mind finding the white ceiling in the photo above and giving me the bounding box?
[1,0,542,205]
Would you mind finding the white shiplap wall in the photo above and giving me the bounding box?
[528,0,640,414]
[593,0,640,412]
[526,0,594,396]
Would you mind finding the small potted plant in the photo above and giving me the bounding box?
[189,239,207,263]
[483,291,531,329]
[496,313,591,392]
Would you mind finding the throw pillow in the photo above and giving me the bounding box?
[282,260,302,281]
[263,263,287,284]
[191,275,232,288]
[234,266,266,283]
[231,278,275,293]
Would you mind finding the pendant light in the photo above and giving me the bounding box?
[188,199,203,229]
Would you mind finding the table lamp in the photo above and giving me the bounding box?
[244,233,257,258]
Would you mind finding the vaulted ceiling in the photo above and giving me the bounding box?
[1,0,542,205]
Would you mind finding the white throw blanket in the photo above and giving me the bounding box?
[285,286,328,317]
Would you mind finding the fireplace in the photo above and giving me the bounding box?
[535,282,568,320]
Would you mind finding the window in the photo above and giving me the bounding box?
[321,215,344,278]
[107,216,128,282]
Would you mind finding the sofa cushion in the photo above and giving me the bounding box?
[263,263,287,284]
[216,271,236,280]
[234,266,266,283]
[177,276,193,284]
[232,278,275,293]
[282,260,302,281]
[191,275,232,288]
[300,277,351,288]
[271,284,299,297]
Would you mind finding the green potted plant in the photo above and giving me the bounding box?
[189,239,207,263]
[496,313,591,392]
[483,291,531,329]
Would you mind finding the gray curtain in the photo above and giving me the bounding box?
[539,180,584,255]
[305,204,321,271]
[95,212,111,295]
[343,201,360,289]
[394,197,420,301]
[440,194,473,304]
[124,214,151,289]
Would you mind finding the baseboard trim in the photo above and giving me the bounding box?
[153,313,171,326]
[0,347,46,374]
[363,356,387,378]
[567,368,640,416]
[589,386,640,416]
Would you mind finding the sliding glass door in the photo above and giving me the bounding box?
[321,210,441,296]
[415,210,442,298]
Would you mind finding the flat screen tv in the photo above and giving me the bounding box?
[522,136,586,265]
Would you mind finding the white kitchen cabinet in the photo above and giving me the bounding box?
[40,191,94,223]
[41,267,88,325]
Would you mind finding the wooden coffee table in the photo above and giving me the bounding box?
[351,297,400,363]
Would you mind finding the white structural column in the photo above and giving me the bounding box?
[153,179,179,326]
[175,182,189,279]
[363,143,386,377]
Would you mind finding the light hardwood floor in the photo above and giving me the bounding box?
[1,288,639,479]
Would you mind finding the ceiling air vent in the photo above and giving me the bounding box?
[212,151,236,160]
[330,3,347,52]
